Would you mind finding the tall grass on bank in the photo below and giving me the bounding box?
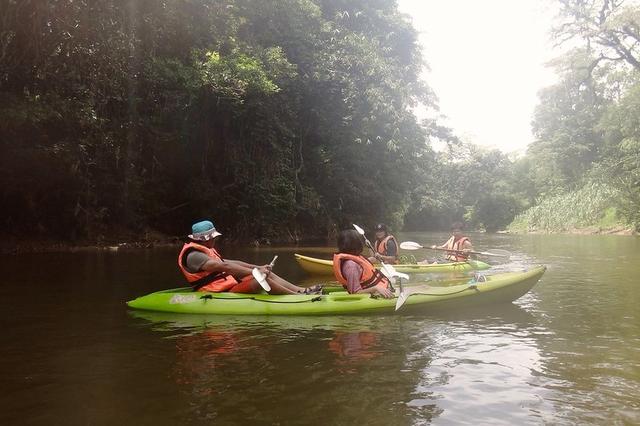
[508,183,626,233]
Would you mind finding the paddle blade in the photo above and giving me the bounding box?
[485,249,511,259]
[399,241,424,250]
[395,284,432,311]
[252,268,271,291]
[395,291,409,311]
[353,223,376,252]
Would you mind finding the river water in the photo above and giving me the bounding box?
[1,232,639,425]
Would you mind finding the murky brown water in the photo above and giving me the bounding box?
[1,232,639,425]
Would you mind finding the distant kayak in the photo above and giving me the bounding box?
[294,253,491,275]
[126,266,545,315]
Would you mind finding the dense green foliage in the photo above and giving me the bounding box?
[405,144,524,233]
[509,182,622,233]
[2,0,638,243]
[1,0,438,241]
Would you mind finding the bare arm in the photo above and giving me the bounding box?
[224,259,260,269]
[201,258,267,278]
[356,283,394,299]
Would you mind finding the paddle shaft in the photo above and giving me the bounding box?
[352,225,396,293]
[429,246,507,257]
[362,233,382,261]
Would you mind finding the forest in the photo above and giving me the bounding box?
[1,0,639,244]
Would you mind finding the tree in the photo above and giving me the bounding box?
[554,0,640,72]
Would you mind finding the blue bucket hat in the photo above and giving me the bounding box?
[188,220,222,241]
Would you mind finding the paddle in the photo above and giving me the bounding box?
[352,224,409,290]
[399,241,511,259]
[395,283,432,311]
[252,255,278,292]
[395,277,483,311]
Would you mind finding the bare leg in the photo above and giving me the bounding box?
[265,272,305,295]
[230,274,300,294]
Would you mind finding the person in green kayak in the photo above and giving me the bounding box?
[178,220,321,295]
[418,221,474,264]
[367,223,398,264]
[333,229,394,299]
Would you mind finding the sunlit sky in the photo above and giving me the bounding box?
[397,0,559,153]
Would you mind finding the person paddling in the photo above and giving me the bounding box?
[178,220,321,295]
[418,221,474,264]
[367,223,398,264]
[436,221,474,262]
[333,229,394,299]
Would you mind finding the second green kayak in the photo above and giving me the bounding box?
[294,253,491,275]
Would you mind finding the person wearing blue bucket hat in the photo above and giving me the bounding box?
[178,220,321,295]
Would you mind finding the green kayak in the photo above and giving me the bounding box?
[294,253,491,275]
[126,266,545,316]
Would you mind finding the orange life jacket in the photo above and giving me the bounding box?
[444,236,471,262]
[177,242,238,292]
[374,235,398,263]
[332,253,389,291]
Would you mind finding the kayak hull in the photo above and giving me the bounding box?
[126,266,545,316]
[294,253,491,275]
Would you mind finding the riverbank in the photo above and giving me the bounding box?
[498,225,639,235]
[503,225,636,236]
[0,236,182,255]
[3,227,637,255]
[0,232,335,255]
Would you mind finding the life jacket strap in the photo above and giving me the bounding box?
[360,269,387,289]
[189,271,231,291]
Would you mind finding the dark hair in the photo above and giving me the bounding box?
[451,221,465,231]
[337,230,364,255]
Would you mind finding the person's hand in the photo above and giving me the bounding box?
[368,256,378,263]
[259,266,271,277]
[375,283,394,299]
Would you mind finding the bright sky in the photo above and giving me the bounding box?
[397,0,559,153]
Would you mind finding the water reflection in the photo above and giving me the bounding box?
[129,301,547,425]
[328,330,381,370]
[129,312,435,424]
